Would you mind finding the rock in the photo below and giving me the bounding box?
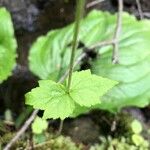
[123,0,137,5]
[0,0,39,31]
[63,117,100,144]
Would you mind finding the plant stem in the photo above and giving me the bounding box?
[67,0,86,92]
[57,120,64,135]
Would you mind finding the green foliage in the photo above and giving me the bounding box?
[130,120,149,147]
[34,136,82,150]
[26,70,117,119]
[28,24,82,81]
[131,134,149,147]
[67,70,117,106]
[0,7,17,83]
[29,10,150,112]
[90,11,150,112]
[33,134,47,144]
[32,116,48,134]
[90,136,150,150]
[26,80,74,119]
[131,120,142,134]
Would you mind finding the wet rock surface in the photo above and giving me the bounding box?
[63,117,100,144]
[0,0,39,31]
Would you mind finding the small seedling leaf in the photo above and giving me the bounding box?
[32,116,48,134]
[131,120,142,134]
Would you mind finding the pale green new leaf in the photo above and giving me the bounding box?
[0,7,17,82]
[131,120,142,134]
[26,70,117,119]
[69,70,118,107]
[132,134,145,146]
[26,80,75,120]
[32,116,48,134]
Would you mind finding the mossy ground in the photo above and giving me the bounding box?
[1,111,150,150]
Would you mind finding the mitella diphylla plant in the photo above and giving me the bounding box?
[28,7,150,112]
[25,0,118,120]
[25,70,118,120]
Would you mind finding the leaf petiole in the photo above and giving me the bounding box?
[67,0,86,92]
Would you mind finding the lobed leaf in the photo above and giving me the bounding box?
[69,70,117,107]
[26,70,117,119]
[26,80,75,120]
[28,10,150,114]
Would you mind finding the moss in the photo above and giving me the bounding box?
[91,110,133,137]
[0,132,26,150]
[33,136,82,150]
[90,136,150,150]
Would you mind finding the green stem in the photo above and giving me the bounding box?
[57,120,64,135]
[67,0,86,92]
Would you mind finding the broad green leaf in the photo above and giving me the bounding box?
[0,7,17,82]
[88,11,150,112]
[32,116,48,134]
[29,25,82,81]
[29,10,150,113]
[26,70,117,119]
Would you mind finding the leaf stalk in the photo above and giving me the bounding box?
[67,0,86,92]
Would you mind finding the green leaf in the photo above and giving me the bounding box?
[28,10,150,112]
[32,116,48,134]
[131,120,142,134]
[131,134,145,146]
[42,91,75,120]
[26,80,75,120]
[26,70,117,119]
[29,25,82,81]
[69,70,118,107]
[0,7,17,82]
[70,104,89,118]
[89,11,150,112]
